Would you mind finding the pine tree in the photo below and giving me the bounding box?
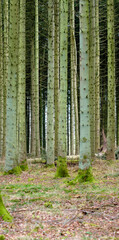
[89,0,95,157]
[107,0,115,160]
[5,0,19,172]
[18,0,26,163]
[47,0,55,165]
[79,0,91,170]
[56,0,69,177]
[0,0,3,157]
[95,0,100,153]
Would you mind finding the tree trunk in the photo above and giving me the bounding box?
[89,0,95,157]
[95,0,100,153]
[35,0,40,156]
[56,0,69,177]
[54,0,59,158]
[5,0,19,171]
[0,0,3,157]
[79,0,91,170]
[18,0,26,163]
[47,0,55,164]
[58,0,68,158]
[70,0,79,155]
[107,0,115,160]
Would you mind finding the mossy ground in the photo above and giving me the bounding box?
[20,159,28,171]
[0,159,119,239]
[4,166,22,175]
[78,167,94,182]
[55,156,69,178]
[0,235,5,240]
[68,167,94,185]
[0,194,13,222]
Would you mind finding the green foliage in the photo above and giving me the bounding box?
[0,235,5,240]
[44,201,53,208]
[55,156,69,178]
[20,159,28,171]
[78,168,94,183]
[4,166,22,175]
[0,194,13,222]
[68,167,94,185]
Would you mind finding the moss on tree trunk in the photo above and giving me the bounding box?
[55,156,69,178]
[4,166,22,175]
[0,193,12,222]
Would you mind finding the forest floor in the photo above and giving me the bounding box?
[0,159,119,240]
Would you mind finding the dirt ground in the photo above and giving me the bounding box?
[0,159,119,240]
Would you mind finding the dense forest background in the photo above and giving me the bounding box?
[0,0,119,174]
[1,1,119,238]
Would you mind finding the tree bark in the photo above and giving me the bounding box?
[79,0,91,170]
[47,0,55,164]
[5,0,19,171]
[107,0,115,160]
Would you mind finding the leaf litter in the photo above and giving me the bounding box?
[0,159,119,239]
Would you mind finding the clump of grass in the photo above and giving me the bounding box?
[20,159,28,171]
[44,201,53,208]
[68,167,94,185]
[0,235,5,240]
[4,166,22,175]
[55,156,69,178]
[0,194,13,222]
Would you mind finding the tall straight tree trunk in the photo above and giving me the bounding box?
[31,0,40,157]
[3,0,9,160]
[31,38,36,156]
[73,40,79,156]
[56,0,69,177]
[58,0,68,158]
[79,0,91,169]
[70,0,75,155]
[89,0,95,157]
[39,45,46,155]
[95,0,100,153]
[54,0,59,158]
[107,0,115,160]
[70,0,75,156]
[18,0,26,163]
[35,0,40,156]
[70,0,79,156]
[117,103,119,146]
[0,0,3,157]
[5,0,19,171]
[47,0,54,165]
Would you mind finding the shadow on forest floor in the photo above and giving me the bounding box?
[0,159,119,240]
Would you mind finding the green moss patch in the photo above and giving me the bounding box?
[44,201,53,208]
[68,167,94,185]
[77,168,94,183]
[0,235,5,240]
[0,194,13,222]
[4,166,22,175]
[55,156,69,178]
[20,159,28,171]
